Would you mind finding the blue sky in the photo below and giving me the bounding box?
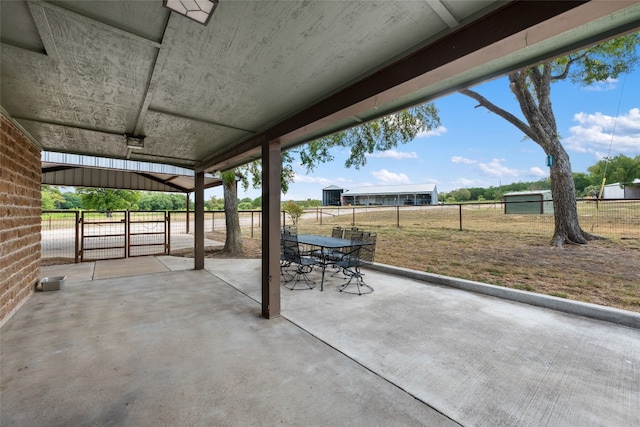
[207,67,640,202]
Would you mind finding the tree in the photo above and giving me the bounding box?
[221,171,243,253]
[460,32,639,246]
[587,154,640,189]
[77,188,140,211]
[297,104,440,171]
[169,194,189,211]
[41,186,64,210]
[451,188,471,202]
[573,172,594,197]
[138,192,173,211]
[282,201,304,226]
[206,195,224,211]
[60,191,82,209]
[220,104,441,255]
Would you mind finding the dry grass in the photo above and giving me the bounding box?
[204,220,639,313]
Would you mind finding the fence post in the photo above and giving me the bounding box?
[397,206,400,228]
[80,211,85,262]
[459,204,463,231]
[352,207,355,226]
[167,211,171,255]
[74,211,80,263]
[126,211,131,258]
[320,208,323,225]
[251,211,254,238]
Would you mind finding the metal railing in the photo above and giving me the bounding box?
[41,209,263,262]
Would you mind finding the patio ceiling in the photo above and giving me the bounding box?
[2,1,640,175]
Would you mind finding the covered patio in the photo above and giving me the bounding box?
[3,1,640,321]
[2,257,639,426]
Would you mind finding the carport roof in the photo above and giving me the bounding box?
[2,1,640,173]
[343,184,438,196]
[41,152,221,193]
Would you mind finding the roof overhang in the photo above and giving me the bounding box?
[2,1,639,178]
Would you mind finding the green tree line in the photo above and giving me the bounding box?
[41,187,322,211]
[441,154,640,203]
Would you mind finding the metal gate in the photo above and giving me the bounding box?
[80,211,169,261]
[127,211,170,258]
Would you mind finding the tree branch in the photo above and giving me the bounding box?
[459,88,537,142]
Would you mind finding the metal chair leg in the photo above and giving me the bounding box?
[338,266,373,295]
[284,265,316,290]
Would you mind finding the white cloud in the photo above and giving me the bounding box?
[451,156,542,181]
[293,173,333,185]
[451,156,476,164]
[417,125,447,138]
[452,178,478,187]
[581,77,618,92]
[565,108,640,155]
[370,169,412,184]
[477,158,519,178]
[369,150,418,159]
[528,167,548,177]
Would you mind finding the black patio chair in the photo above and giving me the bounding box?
[281,233,322,290]
[280,229,296,281]
[336,232,376,295]
[326,230,365,277]
[309,226,348,259]
[342,227,360,240]
[281,225,297,235]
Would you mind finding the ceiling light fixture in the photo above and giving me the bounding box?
[125,134,145,150]
[163,0,219,26]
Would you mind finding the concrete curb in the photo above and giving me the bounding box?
[367,262,640,329]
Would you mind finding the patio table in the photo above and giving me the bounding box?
[297,234,363,291]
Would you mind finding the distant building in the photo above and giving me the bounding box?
[322,185,344,206]
[503,190,553,214]
[340,184,438,206]
[601,180,640,199]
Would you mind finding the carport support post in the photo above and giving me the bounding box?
[194,171,205,270]
[262,140,281,319]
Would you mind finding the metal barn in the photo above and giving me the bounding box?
[503,190,554,215]
[322,185,344,206]
[341,184,438,206]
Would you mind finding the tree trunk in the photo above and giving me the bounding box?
[222,178,243,254]
[547,139,590,245]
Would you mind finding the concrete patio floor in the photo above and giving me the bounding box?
[2,256,639,426]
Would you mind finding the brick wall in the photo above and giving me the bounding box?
[1,113,41,324]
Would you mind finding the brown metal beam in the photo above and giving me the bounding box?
[136,172,189,193]
[42,165,78,174]
[261,140,281,319]
[194,171,205,270]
